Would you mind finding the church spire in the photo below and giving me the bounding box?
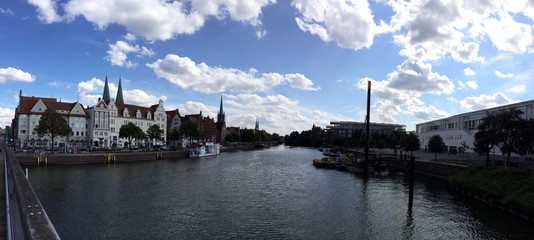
[116,77,124,104]
[218,95,224,115]
[102,75,110,102]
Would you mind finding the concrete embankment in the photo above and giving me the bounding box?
[383,158,467,178]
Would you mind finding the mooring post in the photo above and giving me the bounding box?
[408,156,415,209]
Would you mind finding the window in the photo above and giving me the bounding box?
[21,130,26,134]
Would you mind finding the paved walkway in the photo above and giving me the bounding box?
[0,150,7,238]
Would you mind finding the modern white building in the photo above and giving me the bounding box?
[416,99,534,153]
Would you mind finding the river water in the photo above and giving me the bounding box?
[28,145,533,239]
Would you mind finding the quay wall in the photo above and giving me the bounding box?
[16,144,261,166]
[383,158,467,178]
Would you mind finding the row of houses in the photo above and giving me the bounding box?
[8,77,226,151]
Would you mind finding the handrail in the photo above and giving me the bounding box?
[4,148,13,240]
[4,147,60,239]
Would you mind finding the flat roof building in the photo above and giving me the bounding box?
[416,99,534,153]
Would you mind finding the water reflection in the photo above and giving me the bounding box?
[28,146,534,240]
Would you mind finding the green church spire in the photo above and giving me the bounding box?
[116,77,124,103]
[102,75,110,102]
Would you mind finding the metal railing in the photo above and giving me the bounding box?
[3,146,60,240]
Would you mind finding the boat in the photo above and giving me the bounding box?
[312,157,337,169]
[189,142,220,158]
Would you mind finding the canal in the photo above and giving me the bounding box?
[28,145,533,239]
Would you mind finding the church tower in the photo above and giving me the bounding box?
[116,77,124,104]
[102,76,111,103]
[215,96,226,143]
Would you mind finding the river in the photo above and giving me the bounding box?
[28,145,533,239]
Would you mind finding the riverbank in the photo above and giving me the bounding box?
[15,144,264,166]
[449,167,534,221]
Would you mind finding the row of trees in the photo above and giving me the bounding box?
[34,109,166,152]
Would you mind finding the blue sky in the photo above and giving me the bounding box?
[1,0,534,135]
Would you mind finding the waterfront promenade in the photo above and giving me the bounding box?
[0,151,6,238]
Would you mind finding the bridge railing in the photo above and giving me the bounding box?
[4,146,60,240]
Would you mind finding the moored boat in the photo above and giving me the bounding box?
[189,142,220,158]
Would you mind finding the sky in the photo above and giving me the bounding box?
[1,0,534,135]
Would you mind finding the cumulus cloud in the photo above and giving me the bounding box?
[292,0,384,50]
[106,39,155,68]
[0,107,15,129]
[387,59,455,94]
[463,67,476,76]
[31,0,275,41]
[224,93,342,134]
[27,0,62,23]
[147,54,319,93]
[76,77,166,106]
[494,70,514,78]
[459,92,518,111]
[507,84,527,94]
[457,80,478,90]
[387,0,534,63]
[0,67,35,83]
[354,59,454,123]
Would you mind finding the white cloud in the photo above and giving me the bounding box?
[463,67,476,76]
[0,8,14,15]
[354,58,455,123]
[292,0,381,50]
[147,54,319,93]
[60,0,274,41]
[507,84,527,94]
[459,92,518,111]
[387,0,534,63]
[387,59,455,94]
[76,77,166,106]
[27,0,62,23]
[224,93,342,135]
[0,67,35,83]
[0,107,15,128]
[494,70,514,78]
[106,40,155,68]
[465,80,478,89]
[484,12,532,53]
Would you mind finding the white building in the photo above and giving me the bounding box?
[416,99,534,153]
[12,77,167,151]
[86,77,167,149]
[13,92,89,151]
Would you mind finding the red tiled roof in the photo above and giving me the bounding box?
[17,96,88,117]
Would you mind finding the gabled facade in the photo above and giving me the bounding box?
[13,91,89,151]
[87,77,167,149]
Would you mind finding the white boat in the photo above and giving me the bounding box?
[189,142,220,158]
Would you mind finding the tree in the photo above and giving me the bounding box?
[34,109,72,153]
[428,135,445,161]
[179,121,200,145]
[494,108,533,167]
[167,128,181,148]
[474,112,498,166]
[401,132,420,157]
[119,122,145,151]
[225,132,240,142]
[146,124,164,148]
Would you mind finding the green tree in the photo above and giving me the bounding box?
[146,124,164,148]
[241,128,257,142]
[474,112,498,166]
[179,121,200,145]
[34,109,72,153]
[428,134,445,161]
[119,122,145,151]
[401,132,420,157]
[225,132,240,142]
[167,128,181,148]
[494,108,533,167]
